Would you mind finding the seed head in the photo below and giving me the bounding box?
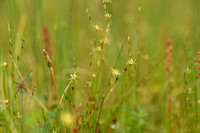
[43,49,53,68]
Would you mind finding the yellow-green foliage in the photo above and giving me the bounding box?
[0,0,200,132]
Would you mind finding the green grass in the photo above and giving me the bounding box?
[0,0,200,132]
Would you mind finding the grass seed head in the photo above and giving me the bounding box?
[43,49,53,68]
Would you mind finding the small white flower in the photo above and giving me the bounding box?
[1,62,8,68]
[17,112,21,119]
[186,97,189,101]
[97,46,101,52]
[110,124,116,129]
[104,13,112,20]
[104,37,110,45]
[86,81,92,88]
[92,73,96,78]
[86,8,89,14]
[69,73,78,82]
[188,88,192,94]
[103,0,112,4]
[4,100,8,104]
[127,58,136,65]
[94,25,101,31]
[186,67,191,74]
[112,68,120,77]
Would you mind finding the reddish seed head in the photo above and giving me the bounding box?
[78,105,83,110]
[167,39,171,48]
[195,51,200,78]
[43,27,53,59]
[73,128,79,133]
[198,52,200,56]
[166,38,172,74]
[74,110,79,114]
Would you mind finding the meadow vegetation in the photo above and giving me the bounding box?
[0,0,200,132]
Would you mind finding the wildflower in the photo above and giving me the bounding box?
[104,37,110,45]
[106,24,111,33]
[3,62,7,69]
[94,25,101,32]
[97,46,101,52]
[89,82,92,87]
[186,67,191,74]
[4,100,8,104]
[111,68,120,77]
[110,124,116,129]
[92,73,96,78]
[128,36,130,44]
[127,58,136,65]
[188,88,192,94]
[198,99,200,104]
[186,97,189,101]
[69,73,79,82]
[100,37,110,46]
[103,0,112,4]
[0,100,8,104]
[17,112,21,119]
[86,8,88,14]
[104,13,112,20]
